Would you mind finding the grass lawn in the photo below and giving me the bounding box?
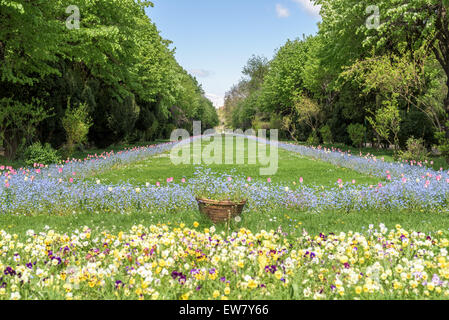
[90,136,382,187]
[2,208,448,238]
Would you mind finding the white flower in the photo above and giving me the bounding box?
[303,287,312,297]
[10,292,20,300]
[235,216,242,223]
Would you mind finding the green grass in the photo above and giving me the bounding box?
[91,136,382,187]
[2,208,448,238]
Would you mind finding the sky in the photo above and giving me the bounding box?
[146,0,321,108]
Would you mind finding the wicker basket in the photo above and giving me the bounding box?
[196,198,247,224]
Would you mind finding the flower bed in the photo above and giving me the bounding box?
[1,223,449,300]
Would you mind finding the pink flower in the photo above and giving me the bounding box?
[181,178,186,183]
[227,177,232,182]
[352,180,356,184]
[58,168,63,173]
[5,182,9,188]
[69,178,74,183]
[378,183,383,188]
[267,178,271,183]
[402,178,407,183]
[156,182,160,187]
[337,179,342,184]
[387,175,391,180]
[72,172,76,176]
[299,177,303,184]
[247,177,252,182]
[36,169,41,174]
[436,175,441,182]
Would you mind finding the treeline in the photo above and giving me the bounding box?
[0,0,218,160]
[222,0,449,161]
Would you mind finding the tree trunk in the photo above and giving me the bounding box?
[445,75,449,142]
[3,129,18,161]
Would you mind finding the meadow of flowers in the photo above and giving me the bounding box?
[1,222,449,300]
[1,135,449,215]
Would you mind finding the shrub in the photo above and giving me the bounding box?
[306,131,320,146]
[62,102,92,158]
[436,122,449,164]
[398,137,430,163]
[23,142,60,167]
[319,125,333,144]
[347,123,366,148]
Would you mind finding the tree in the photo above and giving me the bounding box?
[367,96,402,155]
[347,124,366,149]
[0,98,52,160]
[62,102,92,157]
[283,93,322,141]
[315,0,449,160]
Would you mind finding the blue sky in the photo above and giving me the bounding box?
[146,0,321,107]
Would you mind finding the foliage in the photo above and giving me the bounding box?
[0,98,52,160]
[62,102,92,158]
[23,142,60,167]
[347,124,366,149]
[222,0,449,162]
[306,131,320,146]
[0,0,218,159]
[319,125,333,144]
[398,137,430,163]
[366,97,402,154]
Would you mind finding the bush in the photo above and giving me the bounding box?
[347,123,366,148]
[306,131,320,146]
[319,125,333,144]
[62,102,92,158]
[23,142,60,167]
[398,137,430,163]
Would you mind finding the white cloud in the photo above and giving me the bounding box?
[189,69,213,78]
[276,4,290,18]
[205,93,224,108]
[292,0,321,18]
